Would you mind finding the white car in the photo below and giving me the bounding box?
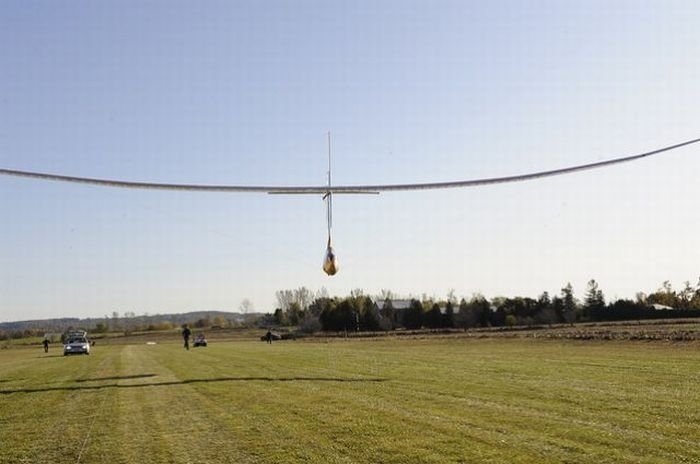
[64,337,90,356]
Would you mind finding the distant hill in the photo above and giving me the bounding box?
[0,311,264,333]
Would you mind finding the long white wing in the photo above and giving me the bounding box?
[1,137,699,194]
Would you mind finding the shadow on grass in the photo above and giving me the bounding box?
[76,374,157,382]
[0,376,389,395]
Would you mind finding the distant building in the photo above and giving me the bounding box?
[372,299,414,326]
[650,304,674,310]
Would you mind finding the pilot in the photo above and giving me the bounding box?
[182,325,192,350]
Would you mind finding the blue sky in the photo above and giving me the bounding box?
[1,1,699,322]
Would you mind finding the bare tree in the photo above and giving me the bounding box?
[446,289,457,305]
[379,288,394,301]
[276,290,294,311]
[239,298,254,314]
[316,287,329,300]
[294,287,313,311]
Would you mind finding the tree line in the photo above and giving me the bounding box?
[3,279,699,341]
[270,278,700,333]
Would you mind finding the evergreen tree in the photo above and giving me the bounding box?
[403,299,424,329]
[583,279,605,320]
[425,303,442,329]
[382,298,396,326]
[561,283,577,325]
[443,301,455,328]
[455,298,470,330]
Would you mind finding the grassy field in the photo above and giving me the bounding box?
[0,337,698,464]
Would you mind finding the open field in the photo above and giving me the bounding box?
[1,337,698,464]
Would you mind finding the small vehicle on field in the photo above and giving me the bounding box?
[193,334,207,347]
[63,331,90,356]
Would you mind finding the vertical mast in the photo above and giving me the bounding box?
[326,131,332,243]
[322,131,339,275]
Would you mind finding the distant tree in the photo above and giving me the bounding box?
[276,290,295,312]
[320,298,356,332]
[443,301,455,328]
[276,287,317,322]
[550,296,563,323]
[272,308,285,325]
[491,307,506,326]
[350,288,364,299]
[315,287,329,300]
[647,281,678,308]
[381,298,395,328]
[607,299,645,321]
[298,313,321,333]
[286,302,303,326]
[294,287,314,311]
[534,291,557,326]
[94,322,108,333]
[693,277,700,309]
[111,311,121,331]
[536,291,551,312]
[583,279,605,320]
[379,288,394,301]
[403,299,424,330]
[635,292,647,305]
[561,283,577,325]
[308,297,333,317]
[678,281,695,310]
[424,303,442,329]
[349,295,380,331]
[455,298,471,330]
[499,297,537,322]
[505,314,517,328]
[446,289,457,305]
[194,318,210,328]
[239,298,254,314]
[212,316,227,328]
[456,295,490,329]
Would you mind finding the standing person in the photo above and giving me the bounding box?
[182,325,191,350]
[42,338,49,353]
[265,330,273,344]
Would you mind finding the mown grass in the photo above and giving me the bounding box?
[0,338,698,463]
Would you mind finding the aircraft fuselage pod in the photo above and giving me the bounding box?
[323,244,338,276]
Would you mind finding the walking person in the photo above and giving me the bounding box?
[265,330,273,344]
[182,325,191,350]
[42,338,49,353]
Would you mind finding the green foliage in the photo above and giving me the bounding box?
[561,283,578,325]
[357,296,380,331]
[403,299,424,329]
[455,295,490,329]
[286,302,303,326]
[93,322,108,333]
[273,308,286,325]
[319,298,356,332]
[442,301,455,328]
[583,279,606,321]
[424,303,442,329]
[381,298,395,327]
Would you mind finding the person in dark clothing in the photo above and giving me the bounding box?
[182,326,192,350]
[42,339,49,353]
[265,330,273,344]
